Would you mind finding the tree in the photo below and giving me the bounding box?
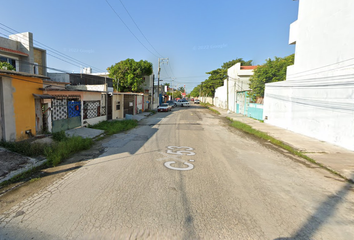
[108,59,153,92]
[221,58,252,70]
[190,85,201,97]
[249,54,294,100]
[173,90,182,99]
[189,58,252,97]
[177,86,185,93]
[0,62,15,71]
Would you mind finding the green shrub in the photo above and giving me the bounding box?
[45,136,93,167]
[0,140,46,157]
[52,131,68,142]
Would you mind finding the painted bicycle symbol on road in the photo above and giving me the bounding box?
[157,146,196,171]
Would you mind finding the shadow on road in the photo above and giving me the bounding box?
[275,173,354,239]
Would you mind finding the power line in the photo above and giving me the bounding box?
[104,0,160,58]
[0,23,105,72]
[118,0,163,58]
[288,57,354,78]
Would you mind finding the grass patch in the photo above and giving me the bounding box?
[44,136,93,167]
[29,177,40,183]
[52,131,68,142]
[200,103,221,115]
[0,133,94,168]
[0,140,47,157]
[227,118,350,182]
[90,119,138,135]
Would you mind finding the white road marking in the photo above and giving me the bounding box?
[164,161,194,171]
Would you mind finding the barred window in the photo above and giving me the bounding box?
[83,101,100,119]
[101,94,106,116]
[52,99,68,120]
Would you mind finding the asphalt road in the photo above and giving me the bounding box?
[0,105,354,239]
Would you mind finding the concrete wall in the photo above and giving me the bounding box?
[200,97,213,105]
[112,94,124,119]
[47,73,70,83]
[137,95,143,113]
[227,63,255,113]
[214,79,227,109]
[9,32,34,74]
[33,47,47,76]
[0,36,24,72]
[13,76,43,139]
[0,76,16,141]
[67,84,106,91]
[264,0,354,151]
[0,74,43,140]
[0,77,2,140]
[82,91,106,125]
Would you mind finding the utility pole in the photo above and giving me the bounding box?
[172,78,174,100]
[157,58,169,105]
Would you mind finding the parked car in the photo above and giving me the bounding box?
[194,99,200,104]
[176,99,190,107]
[166,100,177,108]
[157,103,172,112]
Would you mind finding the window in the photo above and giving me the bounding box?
[116,101,121,110]
[0,55,17,70]
[83,101,100,119]
[34,63,39,74]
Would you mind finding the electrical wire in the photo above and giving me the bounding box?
[104,0,160,58]
[287,57,354,78]
[0,24,105,72]
[118,0,164,58]
[265,93,354,112]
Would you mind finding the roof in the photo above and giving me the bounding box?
[0,69,49,79]
[0,46,29,57]
[32,94,56,99]
[240,66,258,70]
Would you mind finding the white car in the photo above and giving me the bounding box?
[176,99,190,107]
[157,103,172,112]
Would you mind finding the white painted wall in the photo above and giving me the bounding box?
[0,76,16,141]
[214,79,227,109]
[227,63,255,113]
[264,0,354,151]
[137,95,143,112]
[82,92,107,126]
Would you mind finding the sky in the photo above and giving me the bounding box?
[0,0,299,93]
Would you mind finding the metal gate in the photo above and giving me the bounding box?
[52,97,81,133]
[124,95,134,117]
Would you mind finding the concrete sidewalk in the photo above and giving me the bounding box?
[210,106,354,182]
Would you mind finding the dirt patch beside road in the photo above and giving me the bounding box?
[0,141,104,215]
[0,151,29,179]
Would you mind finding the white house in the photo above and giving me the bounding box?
[214,63,257,114]
[263,0,354,151]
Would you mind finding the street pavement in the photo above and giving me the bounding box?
[0,105,353,239]
[208,106,354,182]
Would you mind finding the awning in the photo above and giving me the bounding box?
[32,94,56,99]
